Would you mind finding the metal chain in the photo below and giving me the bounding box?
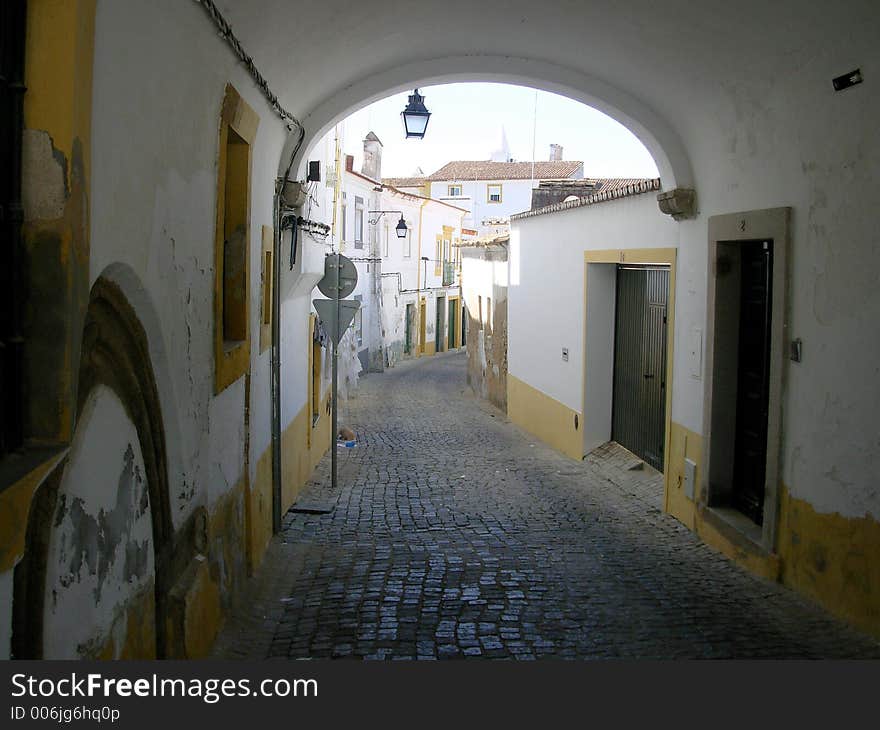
[193,0,302,132]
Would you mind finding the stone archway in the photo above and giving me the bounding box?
[279,55,694,193]
[12,277,175,658]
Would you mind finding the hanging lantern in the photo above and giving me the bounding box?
[401,88,431,139]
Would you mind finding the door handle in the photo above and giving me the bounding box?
[643,373,654,379]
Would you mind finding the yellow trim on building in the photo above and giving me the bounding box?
[213,84,259,394]
[508,374,583,460]
[24,0,96,192]
[0,449,68,573]
[664,422,701,530]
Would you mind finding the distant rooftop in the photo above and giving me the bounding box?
[381,176,426,188]
[427,160,583,181]
[512,178,661,220]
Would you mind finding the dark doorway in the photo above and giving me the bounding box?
[435,296,446,352]
[1,0,27,457]
[448,298,458,349]
[404,303,414,355]
[612,266,669,471]
[461,303,467,349]
[730,241,773,524]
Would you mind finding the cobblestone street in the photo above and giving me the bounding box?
[213,352,880,659]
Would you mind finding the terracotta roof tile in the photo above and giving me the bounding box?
[427,160,583,181]
[511,178,662,220]
[381,177,426,187]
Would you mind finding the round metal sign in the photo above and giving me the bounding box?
[317,253,358,299]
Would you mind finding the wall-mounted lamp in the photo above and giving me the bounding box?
[401,89,431,139]
[368,210,408,238]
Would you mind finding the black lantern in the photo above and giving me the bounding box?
[368,210,409,239]
[401,88,431,139]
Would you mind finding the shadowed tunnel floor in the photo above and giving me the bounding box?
[212,352,880,659]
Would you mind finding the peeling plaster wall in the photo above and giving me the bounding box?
[462,247,508,410]
[89,0,289,529]
[43,386,154,659]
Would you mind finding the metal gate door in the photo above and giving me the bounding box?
[612,266,669,471]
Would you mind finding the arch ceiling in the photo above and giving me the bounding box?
[215,0,874,188]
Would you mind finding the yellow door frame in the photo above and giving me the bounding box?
[447,294,461,348]
[583,248,677,505]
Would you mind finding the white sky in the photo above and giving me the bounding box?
[338,83,659,179]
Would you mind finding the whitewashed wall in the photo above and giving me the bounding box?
[509,193,679,418]
[90,0,291,525]
[43,387,155,659]
[430,179,535,234]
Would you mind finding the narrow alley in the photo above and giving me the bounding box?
[213,354,879,660]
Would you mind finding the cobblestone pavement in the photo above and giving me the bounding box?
[213,352,880,660]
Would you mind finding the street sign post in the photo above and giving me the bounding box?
[314,254,358,491]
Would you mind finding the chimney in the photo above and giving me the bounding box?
[345,154,354,172]
[361,131,383,180]
[549,143,563,161]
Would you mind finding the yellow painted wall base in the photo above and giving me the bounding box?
[778,486,880,639]
[246,446,274,574]
[507,374,582,460]
[695,508,781,582]
[0,450,67,572]
[167,554,222,660]
[422,342,437,357]
[282,393,333,511]
[664,422,702,530]
[665,423,879,638]
[90,584,156,660]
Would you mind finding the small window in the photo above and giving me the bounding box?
[214,83,258,393]
[487,184,502,203]
[435,237,442,276]
[354,195,364,248]
[448,184,462,197]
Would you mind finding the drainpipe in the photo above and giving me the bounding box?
[270,191,282,534]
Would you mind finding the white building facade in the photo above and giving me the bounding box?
[426,159,583,235]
